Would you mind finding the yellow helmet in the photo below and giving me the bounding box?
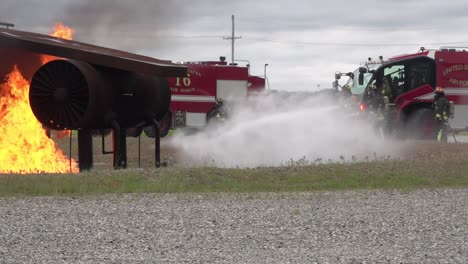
[435,86,445,94]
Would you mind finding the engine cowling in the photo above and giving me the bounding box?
[29,59,171,130]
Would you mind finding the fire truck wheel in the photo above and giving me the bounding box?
[126,127,143,137]
[405,108,434,140]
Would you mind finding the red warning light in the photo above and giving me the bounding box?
[359,103,366,111]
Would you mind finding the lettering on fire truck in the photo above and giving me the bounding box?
[171,73,196,93]
[443,64,468,86]
[443,64,468,76]
[175,73,192,87]
[449,78,468,86]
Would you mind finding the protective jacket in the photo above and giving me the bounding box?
[433,95,450,121]
[433,94,451,142]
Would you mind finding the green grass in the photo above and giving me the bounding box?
[1,159,468,196]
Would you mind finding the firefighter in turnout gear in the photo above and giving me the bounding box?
[207,98,227,124]
[367,83,386,139]
[432,87,452,142]
[367,83,384,110]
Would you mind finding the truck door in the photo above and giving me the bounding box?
[382,58,434,104]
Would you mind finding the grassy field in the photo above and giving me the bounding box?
[1,160,468,196]
[1,136,468,196]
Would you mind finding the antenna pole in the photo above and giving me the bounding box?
[231,15,235,64]
[223,15,242,64]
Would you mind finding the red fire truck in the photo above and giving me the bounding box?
[141,56,266,137]
[359,47,468,139]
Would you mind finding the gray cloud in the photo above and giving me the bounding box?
[3,0,468,90]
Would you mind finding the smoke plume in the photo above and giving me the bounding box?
[59,0,185,52]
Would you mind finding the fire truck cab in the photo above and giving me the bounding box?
[143,57,265,137]
[333,57,384,104]
[360,47,468,138]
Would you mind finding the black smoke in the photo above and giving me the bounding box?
[59,0,187,52]
[0,0,189,52]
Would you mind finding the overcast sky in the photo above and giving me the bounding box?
[3,0,468,91]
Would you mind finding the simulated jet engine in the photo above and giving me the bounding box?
[29,59,171,130]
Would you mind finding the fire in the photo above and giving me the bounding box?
[41,22,75,66]
[0,22,79,173]
[50,22,75,40]
[0,67,79,173]
[43,23,76,137]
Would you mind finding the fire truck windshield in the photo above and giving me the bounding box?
[346,63,380,95]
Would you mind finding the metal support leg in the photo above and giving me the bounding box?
[78,129,93,172]
[138,134,141,168]
[112,120,127,169]
[119,129,127,169]
[133,121,146,168]
[151,119,161,168]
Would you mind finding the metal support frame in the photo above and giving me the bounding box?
[111,120,127,169]
[138,134,141,167]
[119,128,127,169]
[77,130,93,171]
[152,119,161,168]
[69,130,72,173]
[102,131,113,154]
[74,118,161,170]
[132,121,146,168]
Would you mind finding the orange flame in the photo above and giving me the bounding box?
[54,130,72,139]
[0,67,79,173]
[41,23,75,65]
[0,23,79,173]
[50,22,75,40]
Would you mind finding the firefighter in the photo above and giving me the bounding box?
[367,83,384,111]
[367,83,386,139]
[215,98,226,120]
[207,98,227,124]
[432,86,451,142]
[342,84,352,97]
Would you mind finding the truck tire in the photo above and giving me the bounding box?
[144,113,171,138]
[405,108,434,140]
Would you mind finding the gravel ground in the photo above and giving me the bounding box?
[0,189,467,264]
